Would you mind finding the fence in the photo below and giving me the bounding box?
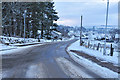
[82,41,116,56]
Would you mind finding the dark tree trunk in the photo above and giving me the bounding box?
[41,22,44,39]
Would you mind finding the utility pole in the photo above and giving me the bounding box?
[80,15,82,46]
[23,10,27,42]
[103,0,109,55]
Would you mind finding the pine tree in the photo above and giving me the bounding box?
[2,2,59,39]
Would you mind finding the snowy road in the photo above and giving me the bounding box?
[2,39,105,78]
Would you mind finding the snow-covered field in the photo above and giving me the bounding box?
[67,40,119,65]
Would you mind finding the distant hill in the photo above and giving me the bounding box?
[56,25,86,32]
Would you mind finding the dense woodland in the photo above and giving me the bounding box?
[2,2,59,39]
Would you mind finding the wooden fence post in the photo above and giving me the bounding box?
[100,45,102,52]
[110,44,114,56]
[97,43,100,50]
[93,44,95,50]
[88,41,90,48]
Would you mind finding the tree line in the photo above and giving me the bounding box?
[2,2,59,39]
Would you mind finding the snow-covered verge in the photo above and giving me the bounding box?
[0,36,74,45]
[0,36,38,44]
[67,40,119,66]
[0,36,74,55]
[1,43,44,55]
[0,36,74,44]
[68,52,118,78]
[0,44,17,51]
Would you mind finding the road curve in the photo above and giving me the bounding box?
[2,39,102,78]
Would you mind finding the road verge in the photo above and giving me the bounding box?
[66,40,118,78]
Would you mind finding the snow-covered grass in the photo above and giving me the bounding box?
[0,36,42,52]
[0,36,74,55]
[1,43,44,55]
[0,36,74,45]
[67,40,119,65]
[69,52,118,78]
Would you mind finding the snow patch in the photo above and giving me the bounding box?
[69,52,118,78]
[26,63,46,78]
[56,57,93,78]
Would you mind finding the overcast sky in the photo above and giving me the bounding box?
[53,0,118,27]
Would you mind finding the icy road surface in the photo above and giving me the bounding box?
[2,39,106,78]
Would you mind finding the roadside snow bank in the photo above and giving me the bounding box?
[0,44,17,51]
[1,43,43,55]
[67,40,118,65]
[69,52,118,78]
[0,36,74,55]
